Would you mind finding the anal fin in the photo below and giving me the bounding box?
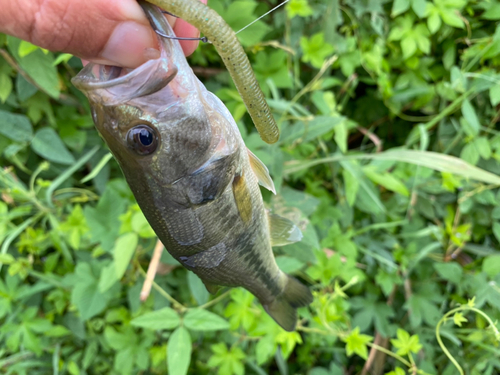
[202,280,220,295]
[247,148,276,194]
[268,213,303,247]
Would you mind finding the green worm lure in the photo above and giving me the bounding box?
[145,0,280,144]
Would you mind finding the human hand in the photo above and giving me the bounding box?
[0,0,205,68]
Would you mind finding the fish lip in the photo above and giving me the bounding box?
[71,57,177,105]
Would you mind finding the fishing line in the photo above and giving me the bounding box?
[156,0,291,43]
[235,0,291,35]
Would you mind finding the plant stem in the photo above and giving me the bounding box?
[137,264,186,312]
[366,342,412,368]
[198,290,231,310]
[405,89,475,147]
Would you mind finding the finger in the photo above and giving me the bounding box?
[174,0,207,56]
[0,0,156,68]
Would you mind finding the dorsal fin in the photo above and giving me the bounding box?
[247,148,276,194]
[268,213,303,247]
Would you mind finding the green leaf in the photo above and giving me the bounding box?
[224,289,256,330]
[440,7,464,28]
[490,85,500,106]
[113,233,138,280]
[289,150,500,185]
[461,99,480,136]
[168,327,192,375]
[31,128,75,165]
[494,222,500,244]
[18,41,39,58]
[84,185,127,252]
[184,309,230,331]
[433,262,463,284]
[0,73,12,103]
[340,160,386,214]
[208,343,246,375]
[390,328,423,356]
[104,326,134,350]
[131,211,155,238]
[53,53,74,66]
[276,256,305,274]
[401,36,417,59]
[0,110,33,142]
[386,367,406,375]
[411,0,427,17]
[363,167,410,196]
[482,3,500,20]
[343,169,359,206]
[7,36,60,98]
[253,50,293,93]
[482,254,500,278]
[334,121,348,153]
[343,327,373,359]
[130,307,180,330]
[71,262,116,320]
[474,137,491,160]
[392,0,410,17]
[301,33,334,68]
[213,0,271,47]
[460,142,479,165]
[255,336,275,365]
[187,272,209,305]
[427,12,441,34]
[16,74,38,101]
[287,0,313,18]
[453,312,468,327]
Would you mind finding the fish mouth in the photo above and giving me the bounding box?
[71,54,178,106]
[71,3,188,106]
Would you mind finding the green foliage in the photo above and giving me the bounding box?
[1,0,500,373]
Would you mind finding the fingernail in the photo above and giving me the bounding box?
[101,21,157,68]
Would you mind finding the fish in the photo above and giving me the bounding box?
[72,2,312,331]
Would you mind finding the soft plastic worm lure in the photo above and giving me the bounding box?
[144,0,280,144]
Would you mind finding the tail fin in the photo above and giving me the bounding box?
[263,275,313,332]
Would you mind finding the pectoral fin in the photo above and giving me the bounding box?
[179,153,238,206]
[232,173,253,224]
[269,213,303,246]
[247,148,276,194]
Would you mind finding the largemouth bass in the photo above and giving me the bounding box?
[72,2,312,331]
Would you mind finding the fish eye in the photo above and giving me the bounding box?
[126,125,158,155]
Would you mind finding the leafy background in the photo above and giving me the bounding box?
[1,0,500,374]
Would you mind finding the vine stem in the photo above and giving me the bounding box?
[366,343,411,368]
[198,290,231,310]
[435,305,500,375]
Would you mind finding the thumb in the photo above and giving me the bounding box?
[0,0,199,68]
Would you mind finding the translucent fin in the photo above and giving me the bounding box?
[232,173,253,224]
[202,280,220,295]
[263,274,313,332]
[268,213,303,247]
[247,148,276,194]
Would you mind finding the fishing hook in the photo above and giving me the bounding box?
[157,10,209,43]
